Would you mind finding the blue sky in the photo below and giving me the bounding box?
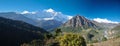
[0,0,120,22]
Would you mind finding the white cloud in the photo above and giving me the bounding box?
[21,10,36,14]
[93,18,119,24]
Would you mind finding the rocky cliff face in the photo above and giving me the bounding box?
[63,15,97,29]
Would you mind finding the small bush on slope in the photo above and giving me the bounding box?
[56,33,86,46]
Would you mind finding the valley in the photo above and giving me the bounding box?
[0,13,119,46]
[0,0,120,46]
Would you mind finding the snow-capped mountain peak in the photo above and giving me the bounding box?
[21,8,73,23]
[93,18,119,24]
[67,16,73,19]
[44,8,55,14]
[21,11,36,14]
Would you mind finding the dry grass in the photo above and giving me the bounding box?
[87,38,120,46]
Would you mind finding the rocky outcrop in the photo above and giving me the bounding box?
[63,15,97,29]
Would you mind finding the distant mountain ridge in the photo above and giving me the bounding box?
[35,20,62,30]
[0,12,68,30]
[22,9,72,23]
[0,12,37,25]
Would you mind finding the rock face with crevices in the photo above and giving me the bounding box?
[62,15,97,29]
[58,15,98,33]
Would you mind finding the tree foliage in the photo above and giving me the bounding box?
[0,17,48,46]
[56,33,86,46]
[55,28,62,36]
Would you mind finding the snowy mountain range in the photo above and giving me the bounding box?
[21,8,73,23]
[0,8,73,31]
[0,8,119,31]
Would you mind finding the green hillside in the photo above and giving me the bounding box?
[0,17,48,46]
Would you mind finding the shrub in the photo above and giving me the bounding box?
[56,33,86,46]
[102,37,107,41]
[55,28,62,36]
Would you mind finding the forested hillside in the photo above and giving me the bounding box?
[0,17,48,46]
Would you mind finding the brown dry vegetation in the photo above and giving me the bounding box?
[87,38,120,46]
